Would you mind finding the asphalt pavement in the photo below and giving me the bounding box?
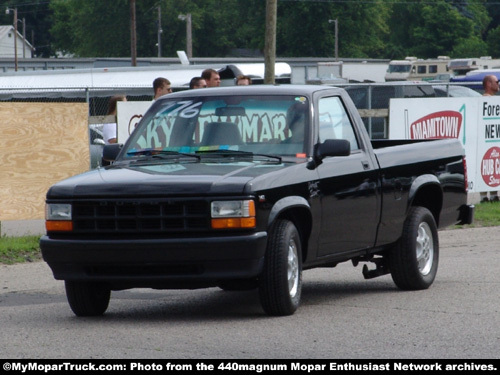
[0,226,499,358]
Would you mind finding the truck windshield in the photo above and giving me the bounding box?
[123,95,310,159]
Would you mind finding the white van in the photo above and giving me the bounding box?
[385,56,450,81]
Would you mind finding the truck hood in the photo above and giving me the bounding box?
[46,161,293,199]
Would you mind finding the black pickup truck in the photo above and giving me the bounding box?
[41,85,473,317]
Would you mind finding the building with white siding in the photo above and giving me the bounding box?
[0,25,33,59]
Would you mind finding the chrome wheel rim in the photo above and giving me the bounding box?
[416,222,434,276]
[287,238,299,298]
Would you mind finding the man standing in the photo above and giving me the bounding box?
[153,77,172,100]
[201,69,221,87]
[482,75,499,96]
[236,75,252,85]
[189,76,207,89]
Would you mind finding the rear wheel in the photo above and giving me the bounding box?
[65,281,110,316]
[389,207,439,290]
[259,220,302,316]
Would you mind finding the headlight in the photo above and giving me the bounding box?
[46,204,72,220]
[211,200,256,229]
[45,203,73,231]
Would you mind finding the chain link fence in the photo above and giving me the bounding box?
[0,82,482,167]
[0,87,158,169]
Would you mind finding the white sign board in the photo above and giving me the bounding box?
[477,99,500,191]
[389,97,500,194]
[116,101,153,144]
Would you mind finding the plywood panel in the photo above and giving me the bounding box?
[0,103,89,220]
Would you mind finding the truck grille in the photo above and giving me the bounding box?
[72,199,210,234]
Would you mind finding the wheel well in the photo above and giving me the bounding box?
[410,184,442,226]
[272,207,312,262]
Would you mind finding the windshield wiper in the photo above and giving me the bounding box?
[127,149,201,161]
[195,149,282,162]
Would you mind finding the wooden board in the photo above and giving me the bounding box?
[0,103,89,220]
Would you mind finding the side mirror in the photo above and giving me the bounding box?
[307,139,350,170]
[102,144,123,163]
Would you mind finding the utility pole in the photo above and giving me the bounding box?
[6,7,18,71]
[130,0,137,66]
[264,0,277,84]
[157,6,162,57]
[22,17,26,58]
[186,13,192,59]
[328,19,338,61]
[178,13,192,59]
[13,8,17,71]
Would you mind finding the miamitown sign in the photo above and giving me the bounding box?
[390,97,480,192]
[409,110,462,139]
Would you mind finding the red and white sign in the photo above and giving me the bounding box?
[390,97,481,192]
[409,111,462,139]
[481,147,500,187]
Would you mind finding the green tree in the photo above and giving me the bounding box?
[333,1,390,58]
[452,36,489,57]
[275,0,390,58]
[486,26,500,57]
[387,0,491,59]
[49,0,250,58]
[50,0,133,57]
[411,2,469,57]
[45,0,495,60]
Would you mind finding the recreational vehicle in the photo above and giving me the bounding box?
[448,57,500,77]
[385,56,450,81]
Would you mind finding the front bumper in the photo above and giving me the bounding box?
[40,232,267,289]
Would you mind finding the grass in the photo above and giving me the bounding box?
[460,200,500,228]
[0,235,42,265]
[1,201,499,265]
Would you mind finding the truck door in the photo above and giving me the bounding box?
[316,96,380,257]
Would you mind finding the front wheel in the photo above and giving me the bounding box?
[259,219,302,316]
[65,281,111,316]
[389,206,439,290]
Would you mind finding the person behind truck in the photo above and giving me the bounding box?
[236,75,252,86]
[482,75,499,96]
[202,69,221,87]
[153,77,172,100]
[102,95,127,145]
[189,76,207,89]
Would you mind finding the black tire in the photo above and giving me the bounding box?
[259,219,302,316]
[65,281,111,317]
[389,206,439,290]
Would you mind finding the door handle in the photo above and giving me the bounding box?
[361,160,370,170]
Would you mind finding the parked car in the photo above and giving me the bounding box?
[89,125,105,169]
[432,85,481,97]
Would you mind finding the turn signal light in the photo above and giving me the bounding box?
[46,220,73,232]
[211,217,256,229]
